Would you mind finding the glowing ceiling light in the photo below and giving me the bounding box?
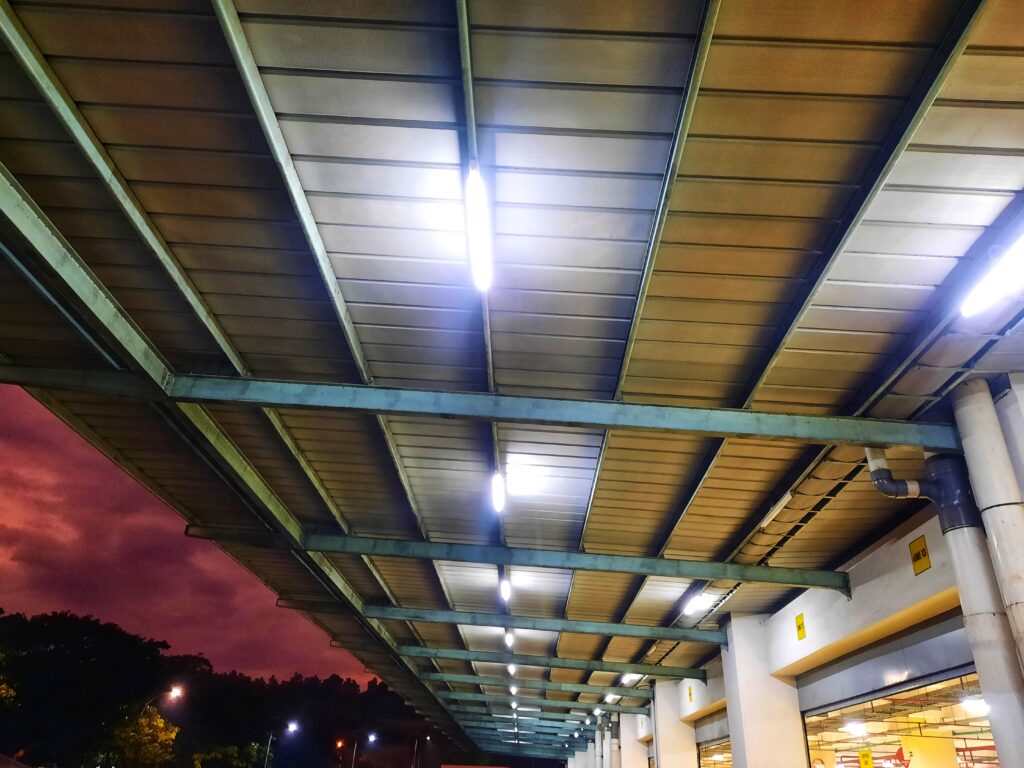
[840,722,868,738]
[574,732,579,738]
[961,696,990,717]
[621,673,642,685]
[712,755,725,763]
[507,663,517,676]
[593,708,602,716]
[504,629,514,649]
[491,472,506,514]
[585,718,591,725]
[511,701,518,710]
[509,685,518,696]
[604,694,618,704]
[961,231,1024,317]
[464,164,493,292]
[500,578,512,602]
[683,591,716,617]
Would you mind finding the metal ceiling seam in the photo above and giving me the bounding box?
[622,0,992,664]
[0,0,416,656]
[0,165,466,743]
[210,0,479,699]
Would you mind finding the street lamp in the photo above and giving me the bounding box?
[263,719,300,768]
[168,685,184,700]
[351,731,378,768]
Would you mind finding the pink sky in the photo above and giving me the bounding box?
[0,384,372,684]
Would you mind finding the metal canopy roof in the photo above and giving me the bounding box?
[1,0,1023,759]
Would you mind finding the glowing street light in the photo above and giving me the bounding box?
[168,685,184,700]
[286,721,299,734]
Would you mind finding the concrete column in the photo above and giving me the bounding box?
[575,749,588,768]
[609,714,622,768]
[602,728,611,768]
[568,756,575,768]
[587,740,596,768]
[946,525,1024,765]
[953,378,1024,662]
[722,614,808,768]
[618,714,647,768]
[653,680,698,768]
[595,721,604,768]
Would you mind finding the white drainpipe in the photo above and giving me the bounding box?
[609,713,622,768]
[865,445,1024,763]
[953,378,1024,664]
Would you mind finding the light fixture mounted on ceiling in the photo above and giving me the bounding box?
[491,472,506,514]
[961,230,1024,317]
[464,163,493,292]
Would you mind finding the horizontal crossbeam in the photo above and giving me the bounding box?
[423,672,652,699]
[0,364,960,449]
[473,742,570,758]
[288,602,726,644]
[185,524,849,593]
[448,706,595,722]
[399,644,704,680]
[440,691,647,715]
[457,717,596,733]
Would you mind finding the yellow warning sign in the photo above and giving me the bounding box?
[795,612,806,641]
[910,535,931,575]
[858,747,874,768]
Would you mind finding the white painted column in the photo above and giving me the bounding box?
[595,721,604,768]
[954,378,1024,663]
[723,614,808,768]
[618,714,648,768]
[609,714,622,768]
[653,680,698,768]
[568,757,575,768]
[575,749,588,768]
[602,727,611,768]
[946,526,1024,768]
[587,739,596,768]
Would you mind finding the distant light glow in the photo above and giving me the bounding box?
[504,629,514,649]
[507,663,517,676]
[593,708,602,716]
[491,472,506,514]
[464,165,493,292]
[585,718,591,725]
[168,685,184,700]
[574,732,579,738]
[961,697,990,717]
[506,454,545,497]
[961,233,1024,317]
[500,578,512,602]
[683,591,716,617]
[286,721,299,734]
[511,701,518,710]
[840,722,867,738]
[368,733,378,743]
[604,694,618,703]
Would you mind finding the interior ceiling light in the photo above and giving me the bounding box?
[961,231,1024,317]
[500,578,512,602]
[510,701,518,710]
[621,673,642,685]
[683,591,717,617]
[840,722,868,738]
[593,708,602,716]
[961,696,990,717]
[491,472,506,514]
[507,663,517,676]
[464,164,493,292]
[585,718,591,725]
[504,629,514,649]
[509,685,518,696]
[604,694,618,703]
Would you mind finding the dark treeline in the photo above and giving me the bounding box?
[0,609,545,768]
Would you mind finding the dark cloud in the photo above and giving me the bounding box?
[0,385,372,684]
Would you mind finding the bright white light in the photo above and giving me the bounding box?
[683,591,716,617]
[500,578,512,602]
[593,708,602,716]
[464,165,493,292]
[621,673,642,685]
[507,663,517,676]
[491,472,506,513]
[961,233,1024,317]
[368,733,377,743]
[287,721,299,734]
[585,718,591,725]
[840,722,867,738]
[509,685,518,696]
[961,696,990,717]
[506,455,545,497]
[511,701,518,710]
[504,629,514,649]
[574,732,579,738]
[712,756,725,763]
[426,736,431,742]
[604,694,619,704]
[168,685,184,700]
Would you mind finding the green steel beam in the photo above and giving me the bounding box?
[448,707,594,722]
[439,692,647,715]
[458,718,595,733]
[0,364,958,449]
[399,644,703,680]
[423,672,652,700]
[183,524,849,593]
[473,743,570,759]
[299,602,726,644]
[466,727,584,742]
